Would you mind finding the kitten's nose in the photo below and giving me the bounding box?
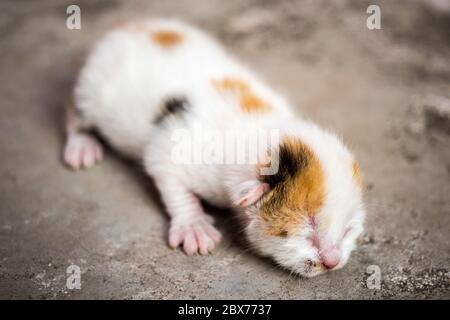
[320,246,341,269]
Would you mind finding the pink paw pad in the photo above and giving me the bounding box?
[63,133,103,170]
[169,215,222,255]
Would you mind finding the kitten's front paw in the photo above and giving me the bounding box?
[169,214,222,255]
[63,133,103,170]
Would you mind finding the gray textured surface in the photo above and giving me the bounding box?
[0,0,449,299]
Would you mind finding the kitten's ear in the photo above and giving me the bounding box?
[233,180,270,208]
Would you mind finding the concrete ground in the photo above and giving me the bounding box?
[0,0,449,299]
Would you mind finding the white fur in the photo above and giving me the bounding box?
[68,18,365,277]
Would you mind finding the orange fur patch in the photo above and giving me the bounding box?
[352,161,363,188]
[212,77,271,113]
[259,138,325,237]
[152,30,183,47]
[113,23,183,47]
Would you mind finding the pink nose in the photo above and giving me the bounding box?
[320,246,341,269]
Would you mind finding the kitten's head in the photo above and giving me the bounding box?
[235,126,365,277]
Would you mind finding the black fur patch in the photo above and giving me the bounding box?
[260,139,309,187]
[154,96,189,124]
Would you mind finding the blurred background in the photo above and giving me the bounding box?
[0,0,449,299]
